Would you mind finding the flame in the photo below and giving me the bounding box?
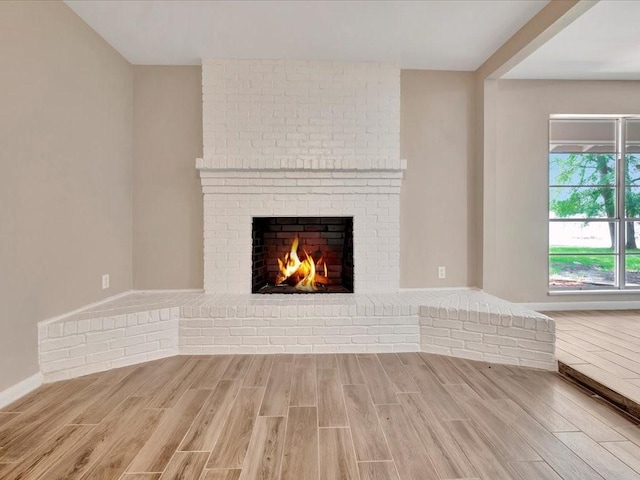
[276,236,331,291]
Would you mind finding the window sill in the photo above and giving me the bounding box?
[549,289,640,296]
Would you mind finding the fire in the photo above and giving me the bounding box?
[276,236,330,292]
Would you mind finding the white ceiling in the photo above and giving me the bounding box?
[505,0,640,80]
[64,0,547,70]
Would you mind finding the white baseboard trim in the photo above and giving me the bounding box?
[39,289,134,326]
[399,287,477,292]
[520,301,640,311]
[134,289,204,293]
[0,372,43,409]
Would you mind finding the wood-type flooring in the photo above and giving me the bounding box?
[2,352,640,479]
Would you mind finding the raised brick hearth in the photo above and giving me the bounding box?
[38,290,555,382]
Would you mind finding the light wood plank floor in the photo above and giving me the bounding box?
[1,353,640,479]
[552,310,640,418]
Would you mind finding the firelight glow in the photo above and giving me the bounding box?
[276,236,330,292]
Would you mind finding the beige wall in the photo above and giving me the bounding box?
[131,69,480,291]
[484,80,640,303]
[133,67,203,289]
[400,70,477,288]
[0,1,133,391]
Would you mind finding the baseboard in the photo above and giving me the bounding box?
[0,372,43,409]
[39,289,134,326]
[399,287,477,292]
[521,301,640,311]
[134,289,204,293]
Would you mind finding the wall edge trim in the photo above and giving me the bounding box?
[520,301,640,311]
[38,290,134,326]
[0,372,43,409]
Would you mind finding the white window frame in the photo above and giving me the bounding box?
[549,115,640,292]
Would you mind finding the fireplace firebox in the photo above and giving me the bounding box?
[252,217,354,293]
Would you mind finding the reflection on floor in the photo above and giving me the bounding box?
[552,310,640,418]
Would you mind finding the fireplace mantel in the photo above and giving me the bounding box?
[196,157,407,172]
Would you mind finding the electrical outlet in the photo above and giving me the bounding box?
[438,266,446,279]
[102,274,110,289]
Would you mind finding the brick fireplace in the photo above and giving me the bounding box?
[197,59,405,295]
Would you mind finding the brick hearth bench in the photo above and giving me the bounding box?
[38,289,555,382]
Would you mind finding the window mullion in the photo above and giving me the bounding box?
[618,118,626,289]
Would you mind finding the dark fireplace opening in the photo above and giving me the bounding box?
[252,216,354,294]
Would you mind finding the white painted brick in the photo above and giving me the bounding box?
[214,318,244,327]
[37,289,556,379]
[393,326,419,335]
[214,337,242,345]
[202,327,231,337]
[497,327,537,340]
[183,319,214,328]
[450,349,485,361]
[40,349,69,363]
[432,337,465,349]
[179,345,202,355]
[146,331,174,342]
[322,336,352,344]
[420,344,452,356]
[269,336,298,345]
[451,330,482,342]
[40,335,85,352]
[256,345,286,354]
[283,345,313,354]
[517,339,555,353]
[499,347,555,362]
[365,344,394,353]
[421,326,450,338]
[160,338,177,349]
[298,318,324,327]
[367,326,395,335]
[536,332,555,342]
[85,329,124,343]
[325,318,353,326]
[340,326,367,335]
[63,322,77,336]
[463,323,497,334]
[86,349,124,365]
[483,354,520,366]
[125,342,160,356]
[41,356,85,373]
[297,336,325,345]
[393,344,419,353]
[147,349,177,361]
[483,335,518,347]
[465,342,500,354]
[68,342,109,358]
[125,324,159,337]
[47,324,63,338]
[243,337,269,345]
[111,335,146,349]
[312,327,341,336]
[432,318,463,330]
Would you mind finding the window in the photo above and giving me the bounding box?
[549,116,640,291]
